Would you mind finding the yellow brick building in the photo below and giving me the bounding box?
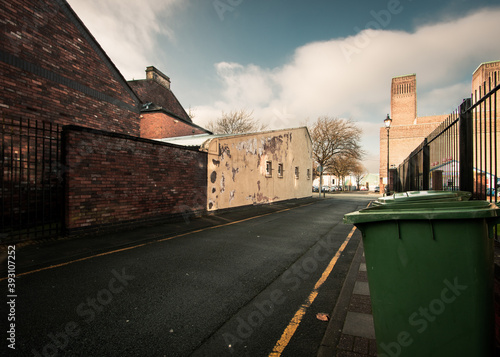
[379,60,500,189]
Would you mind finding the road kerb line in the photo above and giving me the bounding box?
[268,226,357,357]
[0,202,316,282]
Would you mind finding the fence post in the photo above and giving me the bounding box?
[459,98,473,193]
[422,139,430,190]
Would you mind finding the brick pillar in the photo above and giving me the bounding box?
[432,170,443,190]
[474,173,487,199]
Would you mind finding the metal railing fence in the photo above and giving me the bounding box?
[394,72,499,205]
[1,117,63,243]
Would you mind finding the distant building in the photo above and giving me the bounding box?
[160,127,313,211]
[379,74,446,188]
[128,66,210,139]
[313,173,379,191]
[360,173,380,191]
[313,175,338,189]
[379,60,500,189]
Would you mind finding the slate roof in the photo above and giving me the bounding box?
[128,79,192,123]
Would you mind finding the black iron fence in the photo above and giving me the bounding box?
[393,72,499,205]
[1,118,63,243]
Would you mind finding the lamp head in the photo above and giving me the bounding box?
[384,114,392,128]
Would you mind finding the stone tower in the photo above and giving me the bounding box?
[472,60,500,94]
[380,73,444,189]
[391,74,417,125]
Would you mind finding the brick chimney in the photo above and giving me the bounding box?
[146,66,171,90]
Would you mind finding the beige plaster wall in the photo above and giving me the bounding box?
[206,127,313,211]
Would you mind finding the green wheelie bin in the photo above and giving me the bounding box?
[373,190,471,206]
[344,193,499,357]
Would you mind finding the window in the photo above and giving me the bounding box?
[266,161,272,177]
[295,166,299,179]
[307,169,311,180]
[278,163,283,178]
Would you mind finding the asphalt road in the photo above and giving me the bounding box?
[1,194,373,357]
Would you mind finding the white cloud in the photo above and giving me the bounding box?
[194,8,500,173]
[418,82,471,117]
[66,1,500,174]
[67,0,185,80]
[215,62,275,107]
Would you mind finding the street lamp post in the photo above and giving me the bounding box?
[384,114,392,196]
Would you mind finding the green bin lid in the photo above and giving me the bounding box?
[344,200,500,225]
[373,190,471,206]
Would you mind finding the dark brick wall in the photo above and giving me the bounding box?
[63,126,207,233]
[0,0,140,135]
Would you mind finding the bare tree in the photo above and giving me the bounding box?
[351,161,367,190]
[186,107,196,120]
[329,154,357,190]
[310,117,363,195]
[207,109,268,134]
[329,156,366,190]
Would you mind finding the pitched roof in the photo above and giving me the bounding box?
[59,0,141,106]
[129,78,192,123]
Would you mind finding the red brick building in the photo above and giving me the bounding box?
[1,0,209,240]
[0,0,142,134]
[0,0,207,138]
[129,66,210,139]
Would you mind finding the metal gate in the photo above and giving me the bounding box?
[1,117,63,243]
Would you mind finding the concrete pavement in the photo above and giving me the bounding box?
[318,240,377,357]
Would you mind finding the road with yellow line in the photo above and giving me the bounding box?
[1,194,372,356]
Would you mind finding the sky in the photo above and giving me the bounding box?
[67,0,500,173]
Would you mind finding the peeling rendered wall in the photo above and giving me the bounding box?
[206,127,313,211]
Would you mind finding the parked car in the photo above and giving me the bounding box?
[374,186,380,193]
[322,186,331,192]
[312,185,319,192]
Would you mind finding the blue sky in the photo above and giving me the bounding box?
[68,0,500,173]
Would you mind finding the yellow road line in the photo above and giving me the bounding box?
[269,226,357,357]
[0,202,315,282]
